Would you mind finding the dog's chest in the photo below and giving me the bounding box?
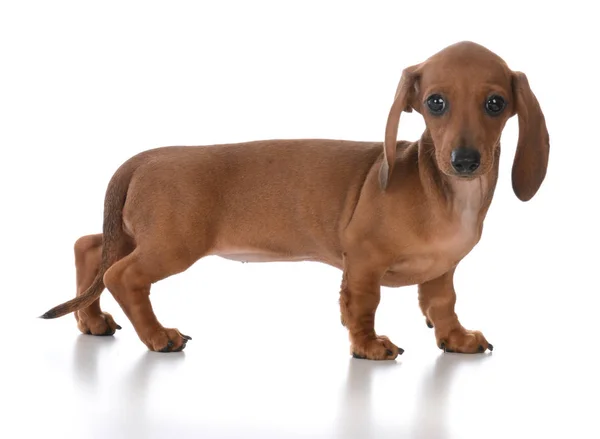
[384,182,483,286]
[385,224,479,286]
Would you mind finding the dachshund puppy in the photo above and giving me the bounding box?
[42,41,549,359]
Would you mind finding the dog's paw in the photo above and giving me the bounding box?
[76,311,121,336]
[144,328,192,353]
[437,328,493,354]
[351,335,404,360]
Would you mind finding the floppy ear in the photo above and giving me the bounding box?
[511,72,550,201]
[379,65,420,190]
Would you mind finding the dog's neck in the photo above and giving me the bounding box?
[417,133,495,222]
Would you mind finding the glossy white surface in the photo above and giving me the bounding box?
[2,1,599,438]
[7,252,600,439]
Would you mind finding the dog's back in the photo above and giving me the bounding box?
[123,140,382,264]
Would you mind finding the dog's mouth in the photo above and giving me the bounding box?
[454,170,483,180]
[440,165,487,180]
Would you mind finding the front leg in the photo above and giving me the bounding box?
[419,268,493,353]
[339,257,403,360]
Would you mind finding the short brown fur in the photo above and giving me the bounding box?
[42,42,549,358]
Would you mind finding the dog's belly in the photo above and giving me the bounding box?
[219,251,315,263]
[215,245,327,264]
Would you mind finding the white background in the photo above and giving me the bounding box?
[1,1,598,438]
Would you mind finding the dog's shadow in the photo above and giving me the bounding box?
[72,335,186,437]
[333,358,401,438]
[410,353,492,439]
[72,334,117,391]
[335,353,492,439]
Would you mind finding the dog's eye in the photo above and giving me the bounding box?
[426,94,447,115]
[485,95,506,115]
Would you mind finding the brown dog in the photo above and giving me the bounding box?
[41,41,549,359]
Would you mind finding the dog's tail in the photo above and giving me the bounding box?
[40,159,137,319]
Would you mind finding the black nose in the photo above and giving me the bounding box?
[451,147,481,174]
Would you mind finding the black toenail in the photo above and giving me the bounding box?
[426,320,433,328]
[478,345,485,353]
[159,340,174,352]
[398,347,405,355]
[488,343,494,351]
[116,325,122,330]
[352,352,366,359]
[440,342,446,351]
[181,334,192,341]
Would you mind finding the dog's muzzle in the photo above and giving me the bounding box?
[451,147,480,175]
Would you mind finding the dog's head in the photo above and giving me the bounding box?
[380,41,549,201]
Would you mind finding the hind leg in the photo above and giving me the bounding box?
[103,246,193,352]
[74,234,121,336]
